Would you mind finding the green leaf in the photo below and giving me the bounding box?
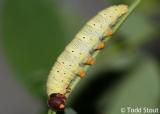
[120,13,156,47]
[97,57,160,114]
[138,0,160,14]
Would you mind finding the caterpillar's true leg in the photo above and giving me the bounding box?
[59,104,65,109]
[86,56,94,65]
[78,69,86,77]
[66,86,71,93]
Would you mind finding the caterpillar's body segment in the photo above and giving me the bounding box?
[47,4,128,111]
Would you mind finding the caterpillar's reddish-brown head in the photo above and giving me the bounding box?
[48,93,67,111]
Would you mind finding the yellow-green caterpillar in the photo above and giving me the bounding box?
[47,4,128,111]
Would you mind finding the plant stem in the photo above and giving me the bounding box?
[48,109,56,114]
[48,0,141,113]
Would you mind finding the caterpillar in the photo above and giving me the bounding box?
[47,4,128,111]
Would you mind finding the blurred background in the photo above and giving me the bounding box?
[0,0,160,114]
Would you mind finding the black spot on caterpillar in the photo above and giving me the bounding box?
[47,4,128,111]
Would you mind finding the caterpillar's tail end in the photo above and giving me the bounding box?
[48,93,67,111]
[118,4,128,14]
